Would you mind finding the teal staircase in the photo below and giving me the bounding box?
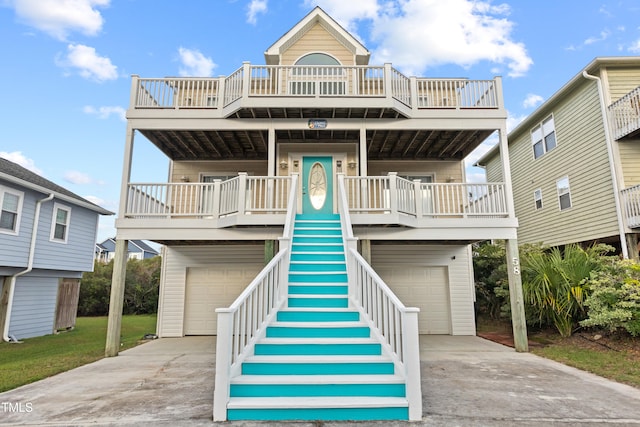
[225,213,410,421]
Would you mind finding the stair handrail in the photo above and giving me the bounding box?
[337,173,422,421]
[213,174,298,422]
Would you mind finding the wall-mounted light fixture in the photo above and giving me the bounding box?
[348,161,357,169]
[279,160,288,169]
[180,176,190,182]
[446,176,455,183]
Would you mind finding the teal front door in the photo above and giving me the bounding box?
[302,156,333,214]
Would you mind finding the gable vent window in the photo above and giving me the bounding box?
[532,115,557,159]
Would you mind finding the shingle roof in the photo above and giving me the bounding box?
[0,157,113,215]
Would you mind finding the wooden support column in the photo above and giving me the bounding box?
[359,127,368,176]
[627,233,639,261]
[360,239,371,264]
[505,239,528,352]
[105,239,128,357]
[264,240,277,264]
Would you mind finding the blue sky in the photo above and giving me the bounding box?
[1,0,640,242]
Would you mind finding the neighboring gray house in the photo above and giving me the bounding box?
[95,238,159,263]
[0,157,113,340]
[478,57,640,259]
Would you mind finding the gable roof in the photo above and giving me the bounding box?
[0,157,113,215]
[476,56,640,166]
[264,6,370,65]
[97,238,159,255]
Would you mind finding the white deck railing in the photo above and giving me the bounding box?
[213,174,298,422]
[621,184,640,228]
[133,66,500,110]
[125,174,292,218]
[343,174,509,218]
[609,86,640,140]
[336,174,422,420]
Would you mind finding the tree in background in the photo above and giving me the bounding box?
[78,257,161,316]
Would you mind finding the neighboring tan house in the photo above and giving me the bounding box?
[107,7,523,422]
[95,238,159,262]
[0,157,112,340]
[478,57,640,259]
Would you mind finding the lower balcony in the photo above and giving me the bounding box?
[621,184,640,228]
[115,174,518,242]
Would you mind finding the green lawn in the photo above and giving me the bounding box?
[0,315,157,393]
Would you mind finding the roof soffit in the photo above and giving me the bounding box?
[264,6,370,65]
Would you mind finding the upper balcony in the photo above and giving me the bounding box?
[609,85,640,140]
[128,63,504,121]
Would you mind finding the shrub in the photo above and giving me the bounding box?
[580,259,640,336]
[473,241,509,320]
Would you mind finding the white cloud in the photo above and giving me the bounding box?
[83,105,126,121]
[57,44,118,82]
[177,47,216,77]
[9,0,109,41]
[304,0,379,32]
[0,151,43,175]
[523,93,543,109]
[629,39,640,53]
[64,170,93,185]
[247,0,267,25]
[359,0,532,77]
[584,29,610,45]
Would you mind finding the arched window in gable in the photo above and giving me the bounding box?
[290,52,345,95]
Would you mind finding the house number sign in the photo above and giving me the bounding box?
[308,119,327,129]
[512,257,520,275]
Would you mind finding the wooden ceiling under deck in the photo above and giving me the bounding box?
[139,106,494,161]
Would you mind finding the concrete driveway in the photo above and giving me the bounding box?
[1,336,640,426]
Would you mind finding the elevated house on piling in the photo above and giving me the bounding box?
[107,7,524,422]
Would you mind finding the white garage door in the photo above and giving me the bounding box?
[184,264,263,335]
[375,265,451,334]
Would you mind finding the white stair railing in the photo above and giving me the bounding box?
[337,174,422,421]
[213,174,298,422]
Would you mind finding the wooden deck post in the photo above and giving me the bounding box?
[105,239,128,357]
[505,238,528,352]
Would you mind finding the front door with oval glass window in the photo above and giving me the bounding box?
[302,156,333,214]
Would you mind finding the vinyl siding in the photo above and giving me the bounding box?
[504,80,619,246]
[157,245,265,337]
[170,160,268,183]
[281,23,354,66]
[0,185,99,272]
[370,244,475,335]
[605,66,640,188]
[368,160,463,183]
[9,276,58,339]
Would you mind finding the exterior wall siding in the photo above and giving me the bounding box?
[604,66,640,102]
[157,245,265,337]
[9,275,58,339]
[370,244,475,335]
[170,160,268,183]
[0,185,99,272]
[618,139,640,187]
[368,160,464,183]
[281,23,354,65]
[495,80,620,246]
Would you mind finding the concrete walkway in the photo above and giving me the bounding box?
[1,336,640,426]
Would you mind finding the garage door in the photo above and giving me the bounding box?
[375,265,451,334]
[184,264,263,335]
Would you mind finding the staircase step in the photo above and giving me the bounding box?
[288,285,347,295]
[292,244,344,252]
[293,236,343,244]
[289,262,346,272]
[296,214,340,220]
[294,228,342,235]
[230,375,405,397]
[290,252,345,262]
[288,296,348,308]
[254,338,382,356]
[241,355,394,375]
[266,325,370,338]
[277,309,359,322]
[227,397,409,421]
[288,273,348,283]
